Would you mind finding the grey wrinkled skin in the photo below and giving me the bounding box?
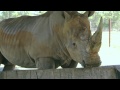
[0,11,103,71]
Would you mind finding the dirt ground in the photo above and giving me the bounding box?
[0,31,120,71]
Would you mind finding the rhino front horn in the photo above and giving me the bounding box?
[87,17,103,53]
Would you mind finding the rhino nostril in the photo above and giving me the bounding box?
[72,43,76,47]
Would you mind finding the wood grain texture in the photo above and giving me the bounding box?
[0,65,120,79]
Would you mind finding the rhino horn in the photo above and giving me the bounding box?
[86,17,103,53]
[84,11,95,17]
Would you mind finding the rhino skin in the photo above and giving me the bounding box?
[0,11,103,71]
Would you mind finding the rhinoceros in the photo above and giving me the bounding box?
[0,11,103,71]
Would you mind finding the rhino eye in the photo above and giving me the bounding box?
[83,27,87,30]
[72,43,76,47]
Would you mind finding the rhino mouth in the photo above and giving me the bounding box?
[81,60,101,68]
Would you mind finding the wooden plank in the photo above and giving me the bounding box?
[113,65,120,79]
[0,65,119,79]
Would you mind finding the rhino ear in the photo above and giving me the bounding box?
[84,11,95,17]
[64,11,71,21]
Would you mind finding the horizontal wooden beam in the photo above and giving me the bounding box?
[0,65,120,79]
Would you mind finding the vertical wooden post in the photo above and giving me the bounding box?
[109,19,111,47]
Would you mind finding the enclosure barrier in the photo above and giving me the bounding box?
[0,65,120,79]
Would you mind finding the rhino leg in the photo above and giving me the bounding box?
[3,64,15,71]
[2,57,15,71]
[0,53,3,65]
[0,52,15,71]
[35,58,56,70]
[61,60,78,68]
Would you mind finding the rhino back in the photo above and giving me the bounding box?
[0,12,65,67]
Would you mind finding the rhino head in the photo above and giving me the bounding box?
[63,11,103,67]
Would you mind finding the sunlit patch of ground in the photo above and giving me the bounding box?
[0,31,120,71]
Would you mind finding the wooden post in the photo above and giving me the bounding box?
[109,19,111,47]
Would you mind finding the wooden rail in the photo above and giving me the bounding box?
[0,65,120,79]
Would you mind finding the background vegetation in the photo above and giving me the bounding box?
[0,11,119,31]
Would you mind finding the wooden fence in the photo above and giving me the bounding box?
[0,65,120,79]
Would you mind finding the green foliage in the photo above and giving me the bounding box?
[89,11,120,31]
[0,11,120,31]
